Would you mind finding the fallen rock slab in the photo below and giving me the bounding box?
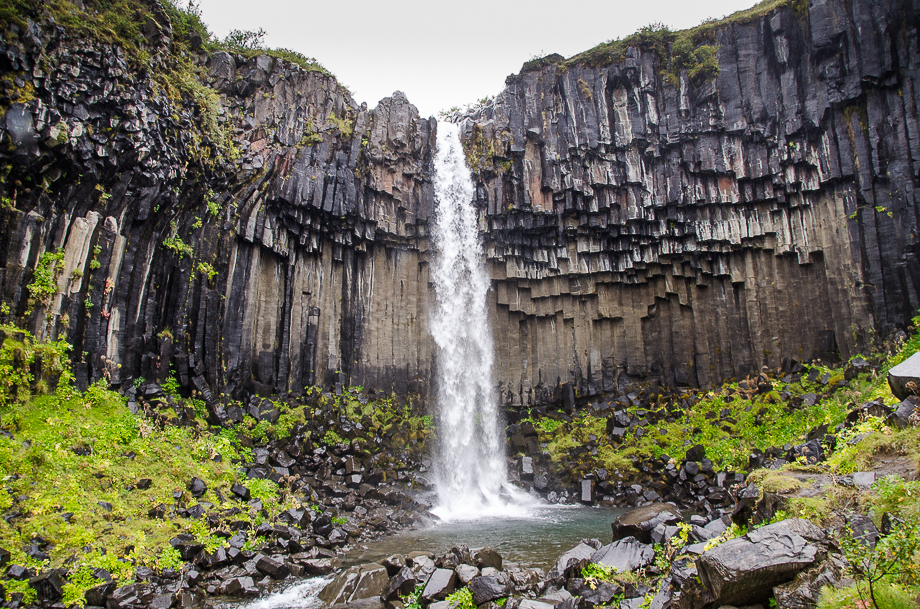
[696,519,822,606]
[590,537,655,574]
[546,543,596,584]
[319,563,389,606]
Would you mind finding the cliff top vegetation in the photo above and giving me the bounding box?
[516,0,808,85]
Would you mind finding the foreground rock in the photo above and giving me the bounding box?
[319,563,390,606]
[590,537,655,573]
[888,352,920,400]
[694,519,824,606]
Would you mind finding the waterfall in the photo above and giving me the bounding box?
[429,121,522,521]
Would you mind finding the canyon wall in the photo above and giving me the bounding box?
[0,0,918,409]
[462,0,920,405]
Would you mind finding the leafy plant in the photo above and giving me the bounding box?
[322,429,345,446]
[444,587,475,609]
[205,190,221,217]
[196,262,218,281]
[401,585,425,609]
[163,234,193,259]
[27,249,65,307]
[835,516,920,608]
[61,566,102,608]
[582,562,617,587]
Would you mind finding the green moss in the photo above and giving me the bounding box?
[554,0,806,79]
[328,112,354,138]
[27,248,65,308]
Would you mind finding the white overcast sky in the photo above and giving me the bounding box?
[195,0,761,117]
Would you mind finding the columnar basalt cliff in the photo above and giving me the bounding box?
[460,0,920,406]
[0,4,436,404]
[0,0,918,410]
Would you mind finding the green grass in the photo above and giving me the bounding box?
[562,0,806,71]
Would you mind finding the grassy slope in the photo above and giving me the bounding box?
[522,312,919,489]
[0,325,432,606]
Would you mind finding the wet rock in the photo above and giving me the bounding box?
[546,543,595,584]
[590,537,655,573]
[696,519,822,606]
[382,554,407,576]
[612,504,681,544]
[320,563,389,605]
[888,352,920,400]
[421,568,457,601]
[473,547,503,570]
[383,566,417,601]
[468,572,514,605]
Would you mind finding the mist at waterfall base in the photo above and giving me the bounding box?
[429,122,535,521]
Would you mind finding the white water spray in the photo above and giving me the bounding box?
[430,122,530,521]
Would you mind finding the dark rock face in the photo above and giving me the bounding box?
[0,0,918,406]
[459,0,920,405]
[0,22,435,403]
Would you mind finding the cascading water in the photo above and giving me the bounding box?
[429,121,528,521]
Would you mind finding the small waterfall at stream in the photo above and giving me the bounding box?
[430,121,529,521]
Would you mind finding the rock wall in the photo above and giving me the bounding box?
[0,12,437,402]
[0,0,918,409]
[460,0,920,406]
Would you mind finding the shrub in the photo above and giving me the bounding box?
[27,249,65,307]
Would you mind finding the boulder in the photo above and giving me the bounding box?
[382,566,417,601]
[254,554,290,579]
[473,547,503,570]
[696,519,822,606]
[888,352,920,400]
[421,568,456,601]
[320,563,389,605]
[546,543,596,584]
[579,581,623,606]
[187,477,207,498]
[382,554,407,576]
[455,564,480,585]
[589,537,655,573]
[30,570,65,600]
[887,396,920,428]
[468,573,514,605]
[230,483,251,501]
[773,560,843,609]
[612,504,681,543]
